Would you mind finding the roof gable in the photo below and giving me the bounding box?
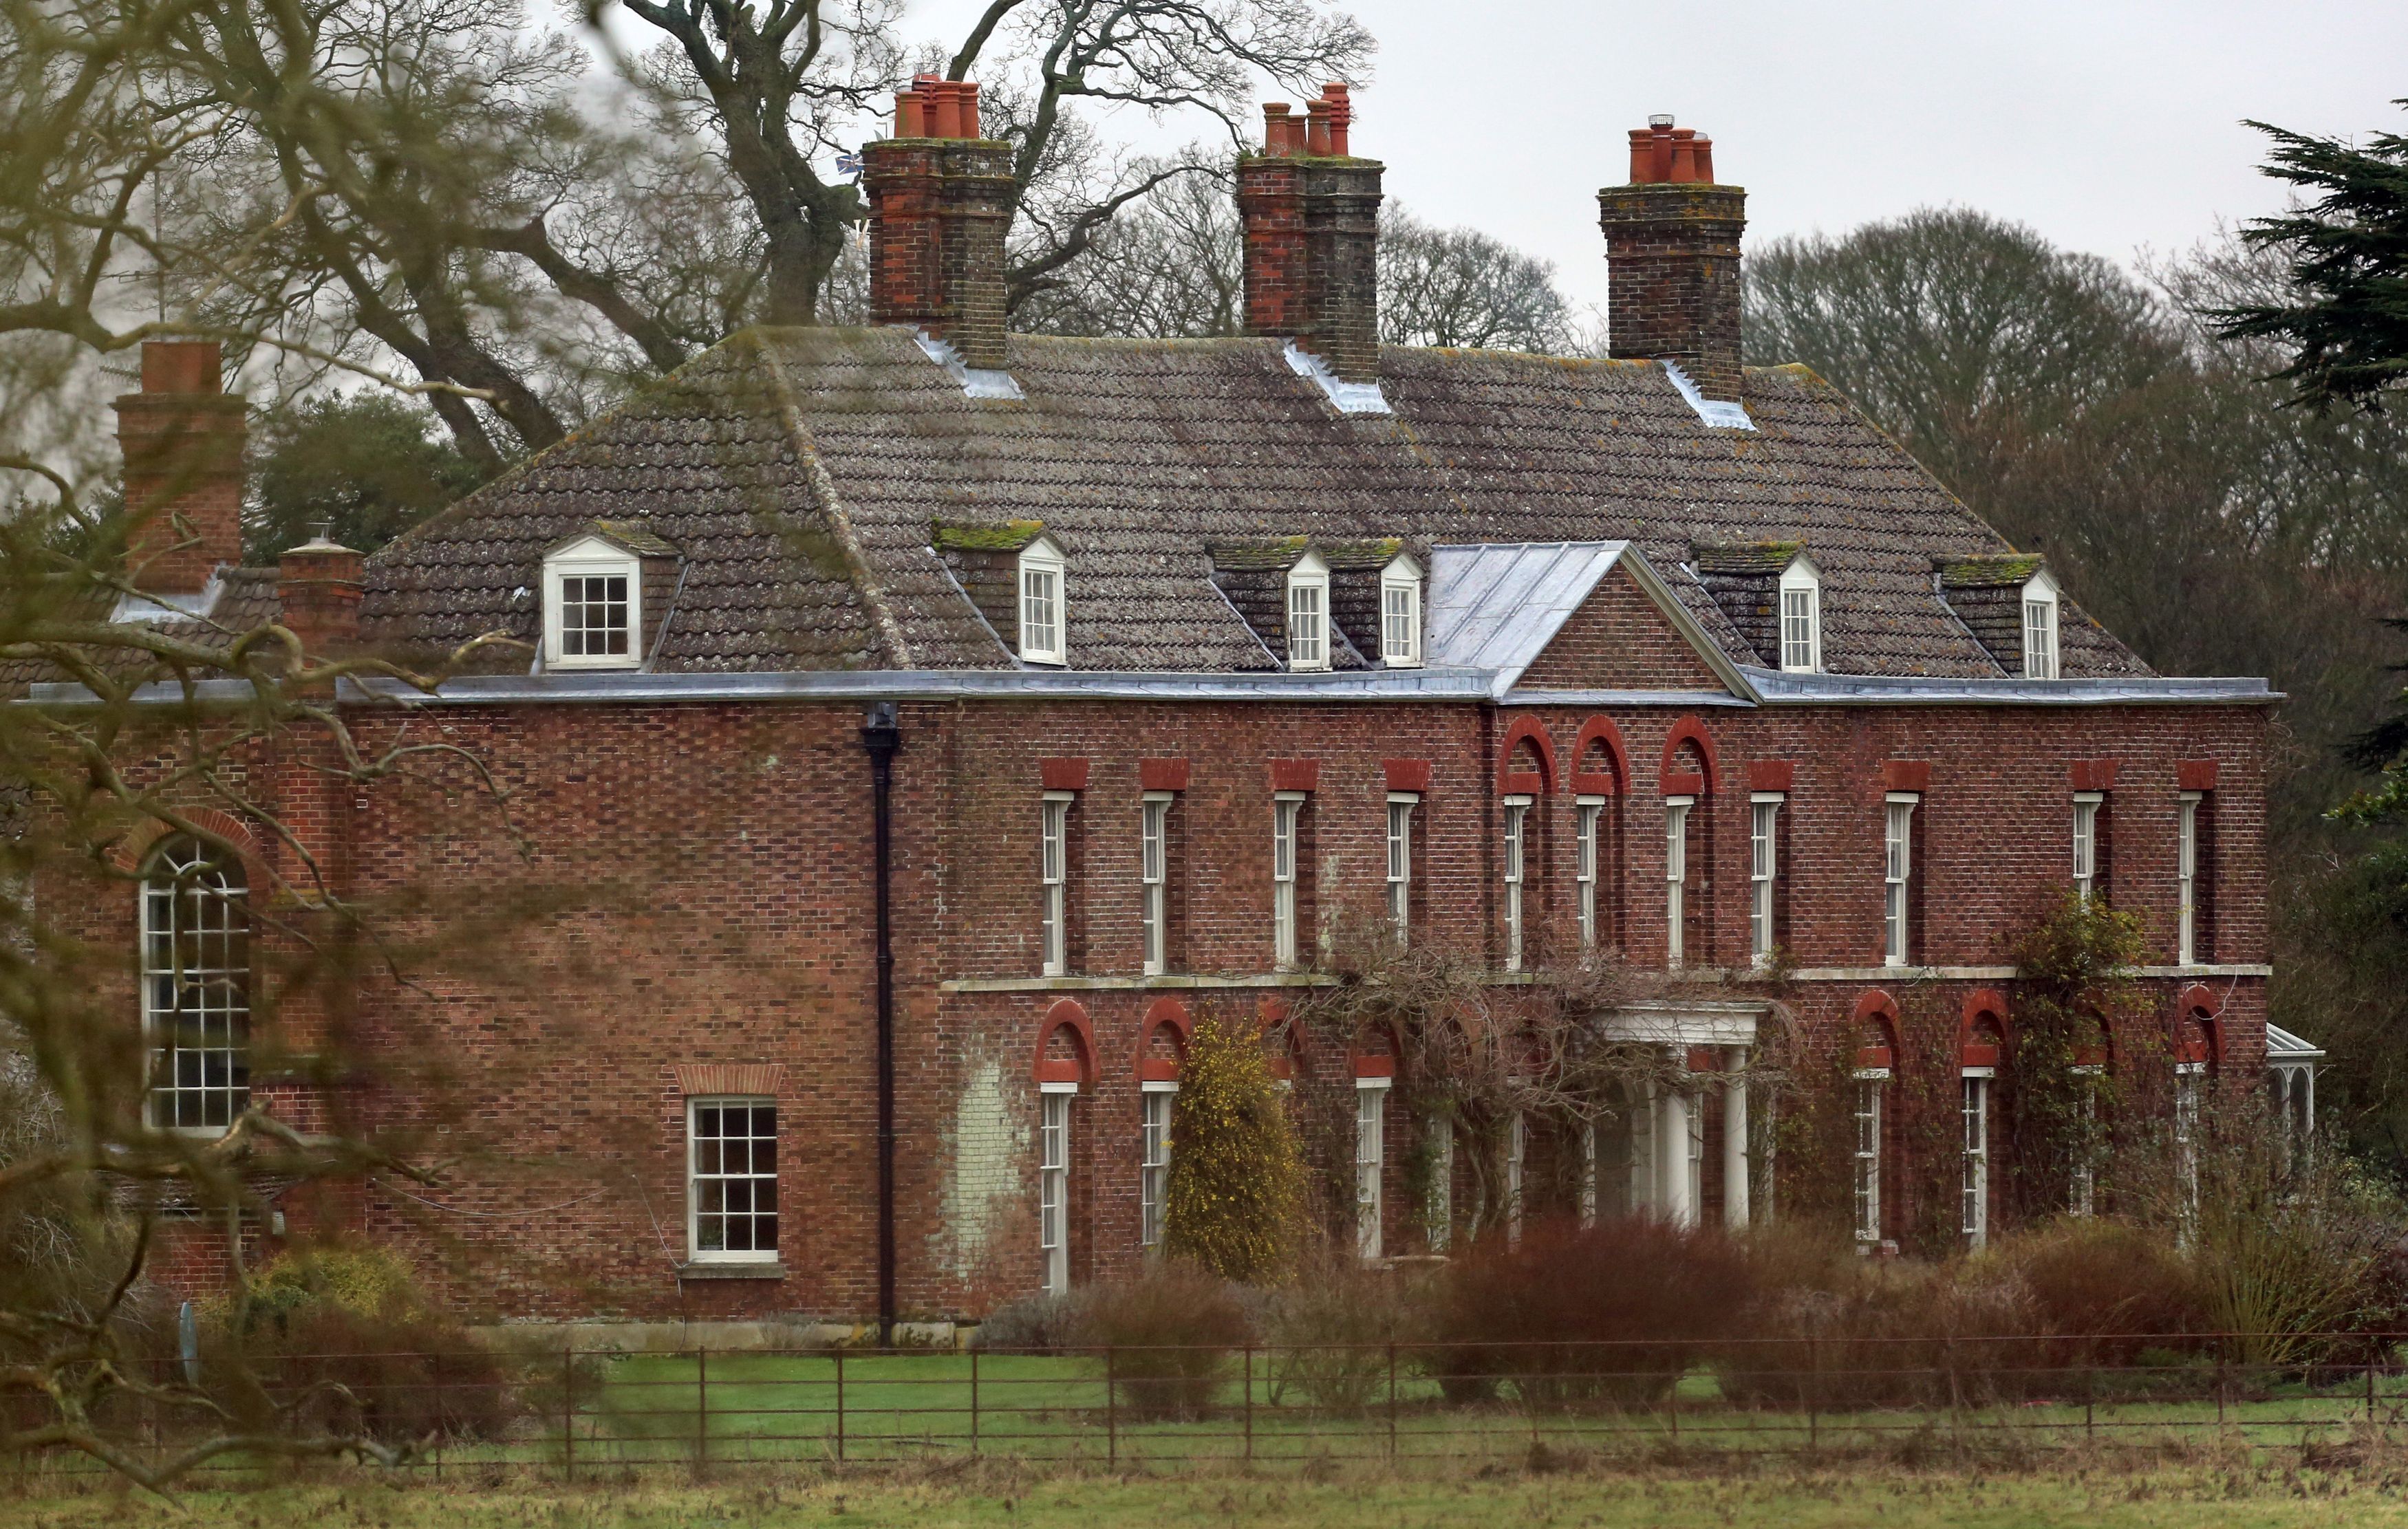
[1426,542,1754,700]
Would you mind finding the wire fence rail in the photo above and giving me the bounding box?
[14,1334,2408,1479]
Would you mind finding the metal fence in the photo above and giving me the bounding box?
[17,1334,2408,1478]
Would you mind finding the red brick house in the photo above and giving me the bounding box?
[65,89,2288,1331]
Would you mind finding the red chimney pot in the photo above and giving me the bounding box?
[1304,98,1332,155]
[1694,135,1715,184]
[1668,127,1700,184]
[960,81,981,138]
[1323,83,1351,156]
[894,89,924,138]
[1627,128,1657,184]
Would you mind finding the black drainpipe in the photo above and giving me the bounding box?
[861,701,901,1347]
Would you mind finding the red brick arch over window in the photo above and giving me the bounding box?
[1960,989,2010,1069]
[1034,999,1097,1087]
[1258,995,1304,1081]
[1351,1019,1401,1081]
[1854,988,1900,1070]
[1496,714,1558,795]
[1659,715,1719,796]
[1135,997,1192,1083]
[1571,716,1629,796]
[109,808,267,882]
[2174,984,2222,1067]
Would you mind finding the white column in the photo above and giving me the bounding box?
[1660,1078,1695,1228]
[1723,1045,1750,1231]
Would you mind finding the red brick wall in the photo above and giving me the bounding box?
[50,689,2273,1321]
[1515,565,1726,692]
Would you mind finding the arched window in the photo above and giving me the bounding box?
[1778,554,1822,673]
[140,835,250,1131]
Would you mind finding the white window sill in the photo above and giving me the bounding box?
[678,1261,786,1281]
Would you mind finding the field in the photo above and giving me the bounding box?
[16,1458,2408,1529]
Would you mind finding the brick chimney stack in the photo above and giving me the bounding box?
[117,339,247,594]
[277,530,365,656]
[1238,83,1384,384]
[862,75,1013,370]
[1598,116,1747,402]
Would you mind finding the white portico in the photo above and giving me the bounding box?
[1591,1001,1769,1230]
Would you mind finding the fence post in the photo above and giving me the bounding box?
[1105,1345,1118,1470]
[2085,1357,2095,1446]
[1668,1345,1679,1446]
[562,1343,576,1484]
[969,1347,980,1457]
[2370,1345,2380,1426]
[835,1346,847,1464]
[1387,1343,1399,1461]
[433,1348,448,1483]
[1243,1345,1254,1464]
[1806,1336,1819,1453]
[696,1343,709,1478]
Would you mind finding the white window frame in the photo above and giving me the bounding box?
[1040,1083,1076,1294]
[1575,796,1604,950]
[1426,1115,1454,1252]
[2072,791,2101,904]
[543,536,641,670]
[1960,1070,1992,1247]
[2178,791,2201,965]
[1271,792,1304,969]
[2021,570,2060,680]
[1505,1109,1527,1246]
[1355,1078,1389,1259]
[1018,535,1068,666]
[1778,553,1822,673]
[1139,1081,1176,1250]
[1139,792,1171,976]
[1502,794,1531,973]
[1883,793,1917,968]
[687,1096,779,1264]
[1749,793,1782,968]
[2173,1061,2204,1235]
[1040,792,1073,976]
[1664,796,1692,970]
[1386,793,1417,947]
[140,836,250,1134]
[2070,1062,2103,1217]
[2271,1061,2316,1175]
[1853,1070,1888,1247]
[1286,550,1331,671]
[1379,554,1423,668]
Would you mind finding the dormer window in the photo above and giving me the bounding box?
[1287,551,1330,671]
[1380,554,1423,668]
[2022,570,2060,680]
[1018,535,1067,666]
[544,534,643,669]
[1778,554,1821,673]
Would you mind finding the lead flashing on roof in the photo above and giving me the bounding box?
[1662,362,1755,431]
[1741,667,2277,706]
[1284,340,1391,415]
[110,572,224,625]
[18,664,2278,710]
[912,329,1024,400]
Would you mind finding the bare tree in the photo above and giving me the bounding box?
[601,0,1373,326]
[1379,204,1576,354]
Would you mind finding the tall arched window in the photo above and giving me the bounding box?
[140,835,250,1131]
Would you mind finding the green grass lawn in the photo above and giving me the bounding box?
[515,1349,2406,1468]
[18,1459,2408,1529]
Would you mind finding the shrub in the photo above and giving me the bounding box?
[1077,1264,1254,1421]
[1425,1217,1752,1407]
[971,1290,1086,1353]
[1162,1015,1304,1283]
[200,1242,520,1444]
[1255,1252,1431,1414]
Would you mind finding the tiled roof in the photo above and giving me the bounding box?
[357,326,2149,680]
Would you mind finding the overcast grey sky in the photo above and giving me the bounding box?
[899,0,2408,315]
